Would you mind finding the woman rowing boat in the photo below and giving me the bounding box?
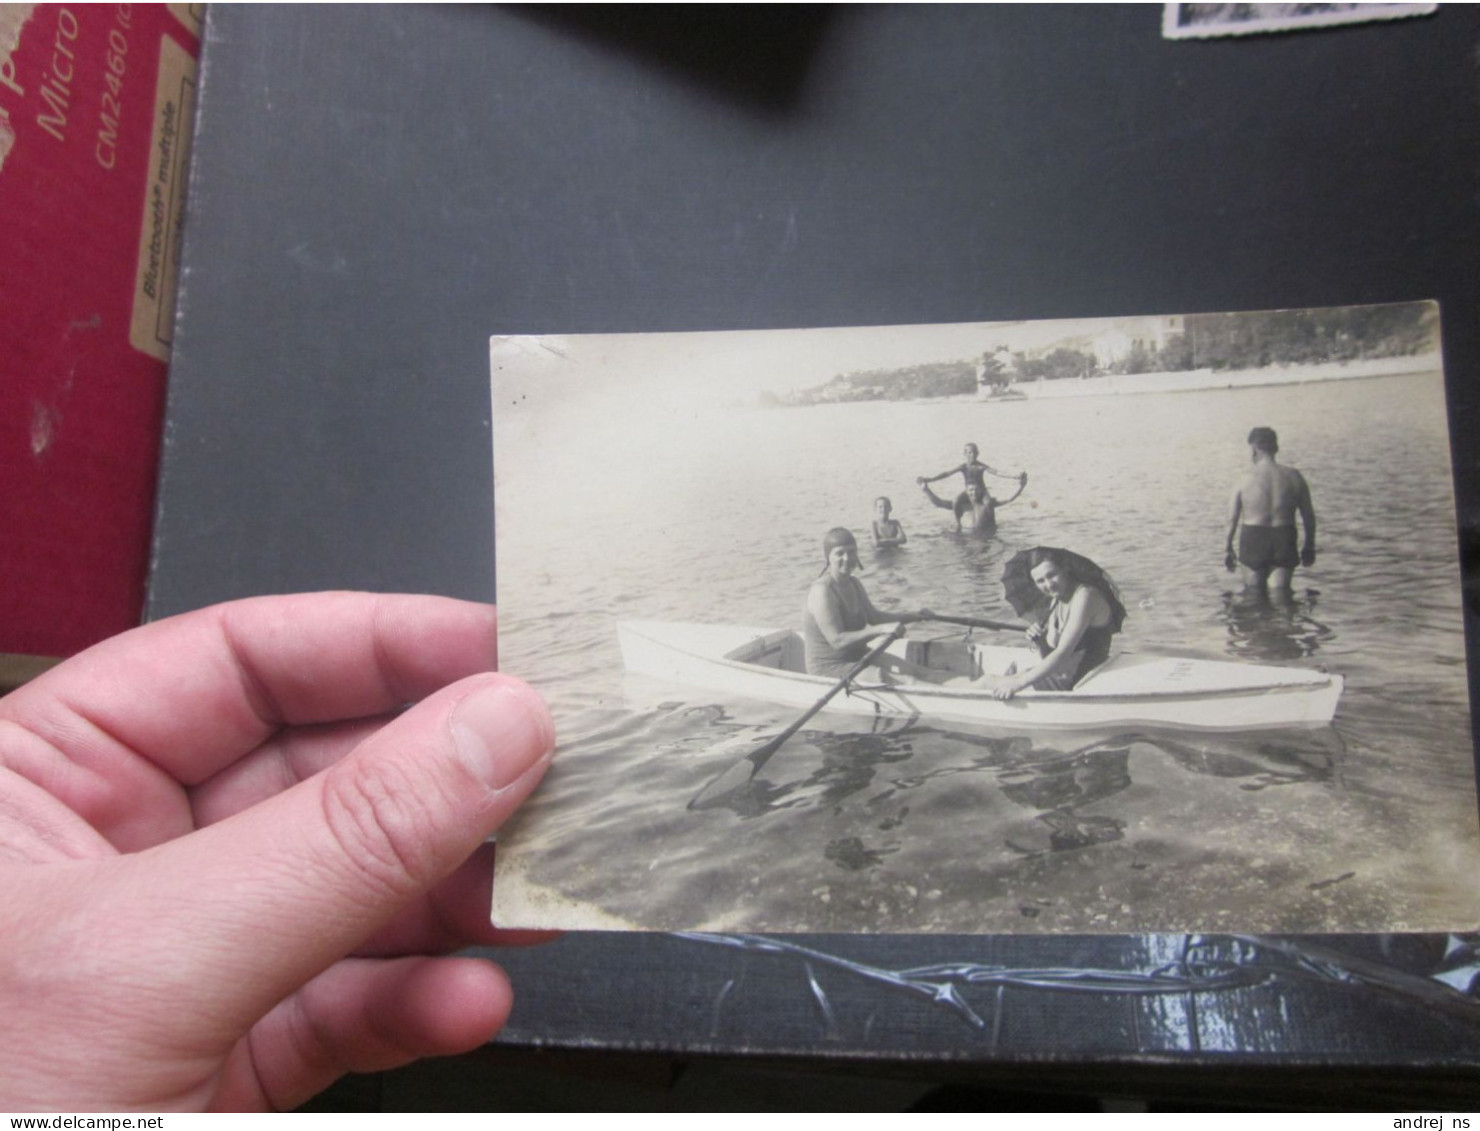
[978,547,1127,699]
[802,528,938,681]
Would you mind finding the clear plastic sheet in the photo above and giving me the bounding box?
[493,929,1480,1059]
[675,932,1480,1039]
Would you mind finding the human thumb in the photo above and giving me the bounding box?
[105,673,554,1038]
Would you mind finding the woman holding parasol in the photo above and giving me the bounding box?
[981,546,1127,699]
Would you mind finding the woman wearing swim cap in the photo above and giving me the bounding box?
[802,528,931,679]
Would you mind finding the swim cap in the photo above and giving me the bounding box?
[822,527,861,568]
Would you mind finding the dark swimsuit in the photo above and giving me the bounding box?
[1238,525,1299,572]
[802,575,871,677]
[1034,592,1116,691]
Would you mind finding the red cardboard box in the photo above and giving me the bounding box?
[0,3,200,662]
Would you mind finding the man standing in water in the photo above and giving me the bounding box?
[916,442,1022,523]
[1224,426,1317,591]
[922,474,1028,536]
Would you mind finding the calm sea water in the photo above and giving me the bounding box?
[495,371,1479,934]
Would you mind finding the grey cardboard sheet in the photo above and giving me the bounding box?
[148,4,1480,1069]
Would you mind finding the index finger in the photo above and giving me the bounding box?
[2,592,499,787]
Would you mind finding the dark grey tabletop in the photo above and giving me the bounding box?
[149,4,1480,1090]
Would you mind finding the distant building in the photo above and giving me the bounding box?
[1089,315,1183,368]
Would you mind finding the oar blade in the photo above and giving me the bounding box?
[686,622,906,811]
[687,737,782,810]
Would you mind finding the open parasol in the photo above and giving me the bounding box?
[1001,546,1120,623]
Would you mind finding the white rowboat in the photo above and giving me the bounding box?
[618,620,1343,731]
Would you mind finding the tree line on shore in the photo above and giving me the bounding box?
[766,302,1436,406]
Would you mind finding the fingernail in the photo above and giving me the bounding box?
[450,679,555,791]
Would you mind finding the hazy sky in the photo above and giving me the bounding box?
[490,314,1175,414]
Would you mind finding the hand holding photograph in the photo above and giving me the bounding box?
[489,302,1479,936]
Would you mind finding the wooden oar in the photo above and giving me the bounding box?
[687,622,908,811]
[913,612,1023,633]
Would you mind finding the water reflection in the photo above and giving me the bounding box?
[948,532,1012,586]
[1218,587,1336,662]
[1150,730,1343,792]
[998,741,1132,810]
[689,709,1344,867]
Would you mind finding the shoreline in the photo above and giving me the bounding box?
[764,354,1442,411]
[992,354,1440,402]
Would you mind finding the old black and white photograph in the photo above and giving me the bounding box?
[489,302,1478,934]
[1162,3,1436,39]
